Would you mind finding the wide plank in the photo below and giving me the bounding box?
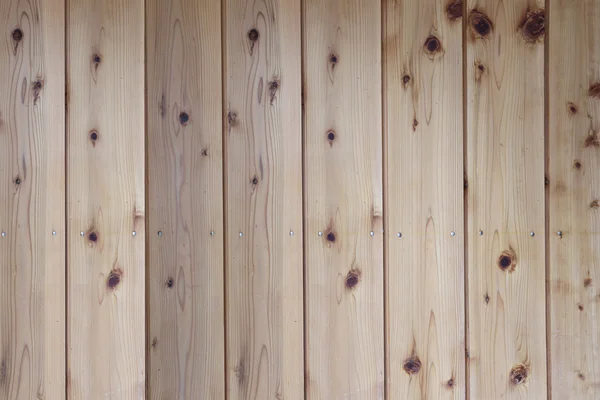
[384,0,465,398]
[303,0,384,397]
[0,0,65,398]
[146,0,225,398]
[466,0,547,398]
[224,0,304,397]
[67,0,145,397]
[548,0,600,398]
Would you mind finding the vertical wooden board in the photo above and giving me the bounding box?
[384,0,464,398]
[466,0,546,398]
[67,0,145,398]
[146,0,225,398]
[0,0,65,398]
[224,0,303,397]
[548,1,600,398]
[303,0,384,398]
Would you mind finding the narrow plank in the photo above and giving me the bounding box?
[0,0,65,398]
[146,0,225,397]
[224,0,304,397]
[303,0,384,397]
[383,0,464,398]
[67,0,145,397]
[548,1,600,397]
[466,0,546,398]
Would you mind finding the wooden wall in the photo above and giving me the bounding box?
[1,0,599,399]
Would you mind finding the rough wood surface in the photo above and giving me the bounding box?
[224,0,304,397]
[548,0,600,398]
[67,0,146,397]
[466,0,547,398]
[146,0,225,398]
[384,0,465,398]
[0,0,65,398]
[303,0,384,397]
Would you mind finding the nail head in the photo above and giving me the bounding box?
[290,231,294,236]
[52,231,57,236]
[370,231,375,237]
[318,231,323,236]
[397,232,402,237]
[450,231,456,236]
[132,231,137,236]
[530,231,535,237]
[158,231,163,236]
[210,230,215,236]
[478,230,483,235]
[239,232,243,237]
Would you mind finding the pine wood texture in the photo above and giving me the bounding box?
[0,0,65,398]
[466,0,547,398]
[548,1,600,398]
[224,0,304,397]
[384,0,465,398]
[67,0,146,397]
[146,0,225,398]
[303,0,384,397]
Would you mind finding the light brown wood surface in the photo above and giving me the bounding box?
[146,0,225,398]
[548,0,600,398]
[0,0,65,398]
[67,0,146,397]
[303,0,384,397]
[466,0,547,398]
[384,0,465,398]
[224,0,304,397]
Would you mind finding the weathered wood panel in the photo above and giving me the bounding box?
[303,0,384,397]
[146,0,225,398]
[67,0,145,397]
[224,0,304,397]
[384,0,465,398]
[0,1,65,398]
[548,1,600,398]
[466,0,546,398]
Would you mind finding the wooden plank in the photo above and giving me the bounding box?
[0,0,65,398]
[67,0,145,397]
[224,0,304,397]
[548,1,600,398]
[383,0,464,398]
[303,0,384,397]
[146,0,225,397]
[465,0,546,398]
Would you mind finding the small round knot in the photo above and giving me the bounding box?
[424,36,441,54]
[326,232,336,242]
[345,270,360,289]
[509,364,529,386]
[327,130,335,141]
[248,28,259,42]
[107,270,121,290]
[89,232,98,242]
[330,53,338,64]
[403,357,421,375]
[166,278,174,288]
[179,112,189,125]
[14,178,21,185]
[469,10,493,38]
[12,28,23,42]
[90,130,98,141]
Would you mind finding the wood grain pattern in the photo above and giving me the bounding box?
[224,0,304,397]
[67,0,145,397]
[146,0,225,398]
[0,0,65,398]
[303,0,384,397]
[548,1,600,398]
[466,0,547,398]
[383,0,465,398]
